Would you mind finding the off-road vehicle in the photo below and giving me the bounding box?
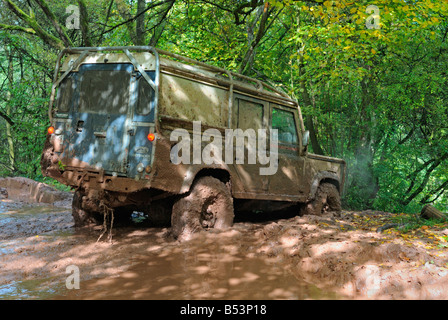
[41,46,346,240]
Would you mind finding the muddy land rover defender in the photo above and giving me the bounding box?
[41,46,346,240]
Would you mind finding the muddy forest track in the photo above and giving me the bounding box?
[1,178,448,299]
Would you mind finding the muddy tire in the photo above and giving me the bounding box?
[303,182,341,216]
[72,190,102,227]
[171,176,234,241]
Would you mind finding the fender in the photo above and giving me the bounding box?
[179,166,233,194]
[309,171,341,201]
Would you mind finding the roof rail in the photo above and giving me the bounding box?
[49,46,296,123]
[155,48,291,99]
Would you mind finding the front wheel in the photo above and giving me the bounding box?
[171,176,234,241]
[302,182,341,216]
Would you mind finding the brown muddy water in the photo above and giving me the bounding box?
[0,199,340,300]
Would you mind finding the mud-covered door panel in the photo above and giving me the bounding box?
[64,63,133,174]
[232,95,269,193]
[268,105,305,198]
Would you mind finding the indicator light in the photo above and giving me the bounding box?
[147,133,155,142]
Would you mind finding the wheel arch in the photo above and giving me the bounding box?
[179,167,232,194]
[309,171,341,200]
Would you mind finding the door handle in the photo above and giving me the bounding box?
[76,120,84,133]
[94,131,107,138]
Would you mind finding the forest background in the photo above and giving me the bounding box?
[0,0,447,214]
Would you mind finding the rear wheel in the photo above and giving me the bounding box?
[303,182,341,216]
[72,190,102,227]
[171,176,234,241]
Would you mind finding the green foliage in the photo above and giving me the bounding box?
[283,0,448,213]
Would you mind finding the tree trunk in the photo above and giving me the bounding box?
[297,50,324,155]
[421,205,446,220]
[238,2,270,75]
[135,0,146,45]
[5,47,15,172]
[78,0,91,46]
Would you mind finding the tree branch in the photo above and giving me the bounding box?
[114,0,135,41]
[420,179,448,204]
[148,0,175,46]
[7,40,53,79]
[398,126,415,145]
[0,23,36,35]
[403,152,448,206]
[105,0,172,39]
[0,109,14,126]
[233,0,265,25]
[96,0,115,45]
[238,2,271,74]
[34,0,73,47]
[2,0,65,49]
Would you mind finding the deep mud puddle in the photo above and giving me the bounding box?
[0,201,341,300]
[58,228,339,300]
[5,200,447,299]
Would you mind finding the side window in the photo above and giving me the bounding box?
[136,76,154,116]
[236,98,264,130]
[56,76,74,113]
[272,107,298,145]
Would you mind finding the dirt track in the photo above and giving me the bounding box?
[1,178,448,300]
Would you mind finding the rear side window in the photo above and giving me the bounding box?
[79,70,131,114]
[272,107,298,145]
[136,76,154,116]
[236,98,264,130]
[56,76,74,113]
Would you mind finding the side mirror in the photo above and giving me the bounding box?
[302,130,310,147]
